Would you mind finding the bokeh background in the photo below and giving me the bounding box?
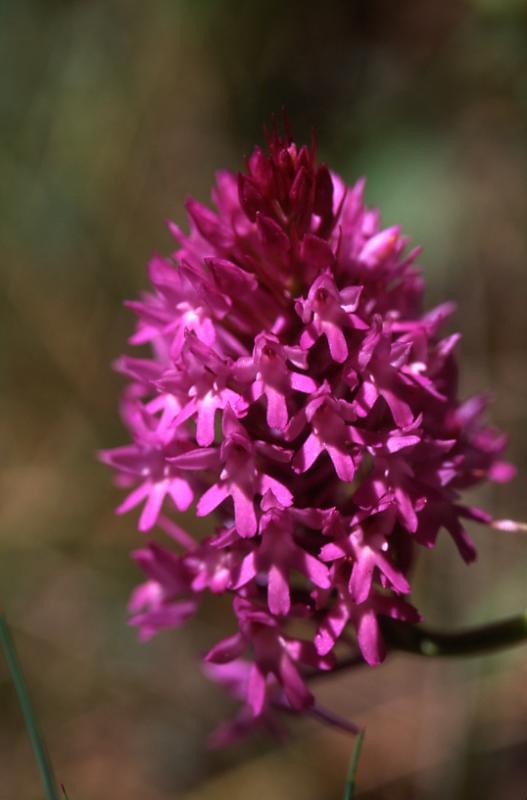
[2,1,527,797]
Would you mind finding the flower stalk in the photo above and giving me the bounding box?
[381,611,527,658]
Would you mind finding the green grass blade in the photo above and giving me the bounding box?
[343,729,365,800]
[0,614,60,800]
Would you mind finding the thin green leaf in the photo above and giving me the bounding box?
[343,729,365,800]
[0,614,60,800]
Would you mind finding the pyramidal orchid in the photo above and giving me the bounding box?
[100,126,515,742]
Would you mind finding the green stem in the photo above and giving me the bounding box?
[381,610,527,658]
[343,729,365,800]
[0,614,60,800]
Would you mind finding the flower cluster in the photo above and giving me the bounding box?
[100,127,514,741]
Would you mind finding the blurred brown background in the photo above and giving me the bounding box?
[2,1,527,797]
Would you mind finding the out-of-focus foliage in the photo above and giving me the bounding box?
[1,2,527,798]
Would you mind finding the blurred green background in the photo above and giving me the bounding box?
[2,1,527,798]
